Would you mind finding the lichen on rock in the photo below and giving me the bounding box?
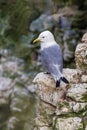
[53,117,83,130]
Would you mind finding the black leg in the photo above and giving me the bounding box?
[56,80,60,87]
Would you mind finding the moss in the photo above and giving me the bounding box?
[72,12,87,29]
[53,117,58,130]
[81,93,87,102]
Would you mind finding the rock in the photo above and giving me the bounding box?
[33,72,56,88]
[72,102,87,113]
[53,14,79,62]
[34,126,52,130]
[35,116,49,127]
[34,115,52,130]
[9,84,37,130]
[27,84,36,93]
[3,61,23,76]
[67,83,87,102]
[56,100,72,115]
[81,74,87,83]
[53,117,83,130]
[56,101,87,115]
[63,40,74,62]
[30,6,78,32]
[81,32,87,43]
[19,73,36,93]
[34,100,54,130]
[63,68,82,83]
[0,49,10,59]
[75,42,87,70]
[30,14,54,32]
[0,64,3,76]
[51,6,78,22]
[33,72,67,106]
[0,77,15,104]
[0,52,24,77]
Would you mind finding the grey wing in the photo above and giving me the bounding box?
[41,45,63,74]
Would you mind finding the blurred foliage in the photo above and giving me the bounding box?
[0,0,40,39]
[53,0,87,10]
[72,12,87,30]
[0,0,40,72]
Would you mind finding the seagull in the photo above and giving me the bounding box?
[33,30,69,87]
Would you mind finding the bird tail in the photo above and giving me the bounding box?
[56,77,69,87]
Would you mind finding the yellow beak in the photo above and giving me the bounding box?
[33,38,40,43]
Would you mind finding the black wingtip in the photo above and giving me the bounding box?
[61,77,69,84]
[56,77,69,87]
[56,80,60,87]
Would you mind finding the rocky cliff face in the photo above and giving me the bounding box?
[0,52,37,130]
[33,33,87,130]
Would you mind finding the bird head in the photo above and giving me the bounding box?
[33,30,55,44]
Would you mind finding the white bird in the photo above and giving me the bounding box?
[33,30,69,87]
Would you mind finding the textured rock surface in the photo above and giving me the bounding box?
[67,83,87,102]
[82,33,87,43]
[63,68,82,83]
[53,117,83,130]
[75,39,87,70]
[0,77,15,104]
[33,72,68,106]
[33,33,87,130]
[0,51,37,130]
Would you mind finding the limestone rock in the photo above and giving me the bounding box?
[34,126,52,130]
[63,68,82,83]
[30,14,54,32]
[39,100,56,116]
[34,115,52,130]
[75,43,87,70]
[56,101,87,115]
[67,83,87,102]
[33,72,67,106]
[82,33,87,43]
[33,72,56,88]
[3,61,23,75]
[0,77,15,104]
[72,102,87,113]
[53,117,83,130]
[56,100,72,115]
[81,74,87,83]
[9,84,37,130]
[0,64,3,76]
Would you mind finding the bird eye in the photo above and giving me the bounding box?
[42,36,45,38]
